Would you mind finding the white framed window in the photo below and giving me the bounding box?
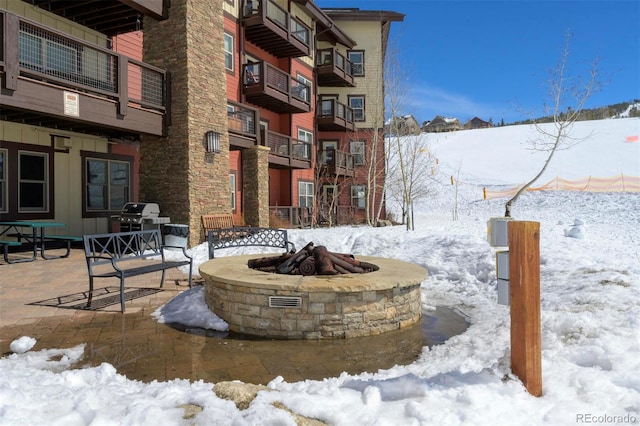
[0,149,6,213]
[19,31,78,75]
[85,158,130,212]
[350,141,365,165]
[224,32,234,71]
[299,181,314,207]
[294,73,311,101]
[230,173,236,211]
[349,95,365,121]
[351,184,366,209]
[347,50,364,76]
[18,151,49,213]
[296,128,313,159]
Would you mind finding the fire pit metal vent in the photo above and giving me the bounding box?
[269,296,302,308]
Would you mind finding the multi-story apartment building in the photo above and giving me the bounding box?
[0,0,402,245]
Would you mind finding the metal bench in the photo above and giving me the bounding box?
[83,229,193,312]
[0,240,24,264]
[207,227,296,259]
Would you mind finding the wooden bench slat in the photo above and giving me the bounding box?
[202,214,236,236]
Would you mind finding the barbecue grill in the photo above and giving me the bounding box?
[112,202,170,232]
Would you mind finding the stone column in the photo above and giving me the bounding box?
[139,0,229,245]
[242,145,270,227]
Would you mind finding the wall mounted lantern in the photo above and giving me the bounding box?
[205,131,221,153]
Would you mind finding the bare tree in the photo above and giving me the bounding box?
[504,31,602,217]
[386,133,438,229]
[382,41,439,229]
[315,147,353,227]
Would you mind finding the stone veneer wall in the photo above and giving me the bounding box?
[206,280,422,339]
[242,145,270,227]
[139,0,230,245]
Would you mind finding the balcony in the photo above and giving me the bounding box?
[242,0,311,58]
[0,12,167,138]
[317,99,355,131]
[227,101,259,149]
[263,129,312,169]
[243,62,311,114]
[319,149,354,177]
[316,48,355,87]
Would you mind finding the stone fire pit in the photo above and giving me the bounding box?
[199,254,426,339]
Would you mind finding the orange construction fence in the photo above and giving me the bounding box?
[483,174,640,200]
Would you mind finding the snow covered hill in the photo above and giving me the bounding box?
[426,117,639,186]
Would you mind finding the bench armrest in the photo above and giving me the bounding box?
[85,255,124,272]
[161,245,193,260]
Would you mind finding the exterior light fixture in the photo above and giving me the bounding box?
[205,131,221,153]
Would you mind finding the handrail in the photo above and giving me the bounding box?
[263,129,312,162]
[2,11,166,113]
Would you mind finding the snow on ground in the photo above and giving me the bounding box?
[1,118,639,425]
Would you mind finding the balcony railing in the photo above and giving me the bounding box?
[317,99,354,131]
[269,206,312,228]
[243,62,311,114]
[8,14,166,111]
[319,149,354,176]
[242,0,310,58]
[316,48,355,87]
[264,129,312,160]
[0,11,167,135]
[227,101,258,148]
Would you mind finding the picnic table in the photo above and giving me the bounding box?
[0,221,80,262]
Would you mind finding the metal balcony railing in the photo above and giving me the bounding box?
[243,61,311,113]
[317,99,354,131]
[263,129,312,162]
[316,48,354,87]
[242,0,310,58]
[269,206,312,228]
[227,101,257,138]
[319,149,354,175]
[2,12,166,113]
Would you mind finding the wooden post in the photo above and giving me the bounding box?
[508,221,542,396]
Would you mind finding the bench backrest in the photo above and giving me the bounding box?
[83,230,165,268]
[202,214,235,233]
[207,227,295,259]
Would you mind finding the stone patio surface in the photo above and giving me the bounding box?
[0,247,432,385]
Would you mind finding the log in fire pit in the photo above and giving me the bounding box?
[199,247,426,340]
[247,242,379,275]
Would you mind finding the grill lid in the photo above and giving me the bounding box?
[120,202,160,218]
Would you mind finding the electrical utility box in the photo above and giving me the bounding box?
[496,250,509,306]
[487,217,512,247]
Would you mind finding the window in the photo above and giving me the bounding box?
[350,141,365,165]
[19,30,78,75]
[322,185,336,203]
[296,128,313,159]
[321,140,338,166]
[230,173,236,211]
[349,95,365,121]
[299,181,314,207]
[224,33,234,71]
[348,50,364,76]
[84,156,131,213]
[0,149,7,213]
[294,73,311,102]
[351,184,366,209]
[19,151,49,213]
